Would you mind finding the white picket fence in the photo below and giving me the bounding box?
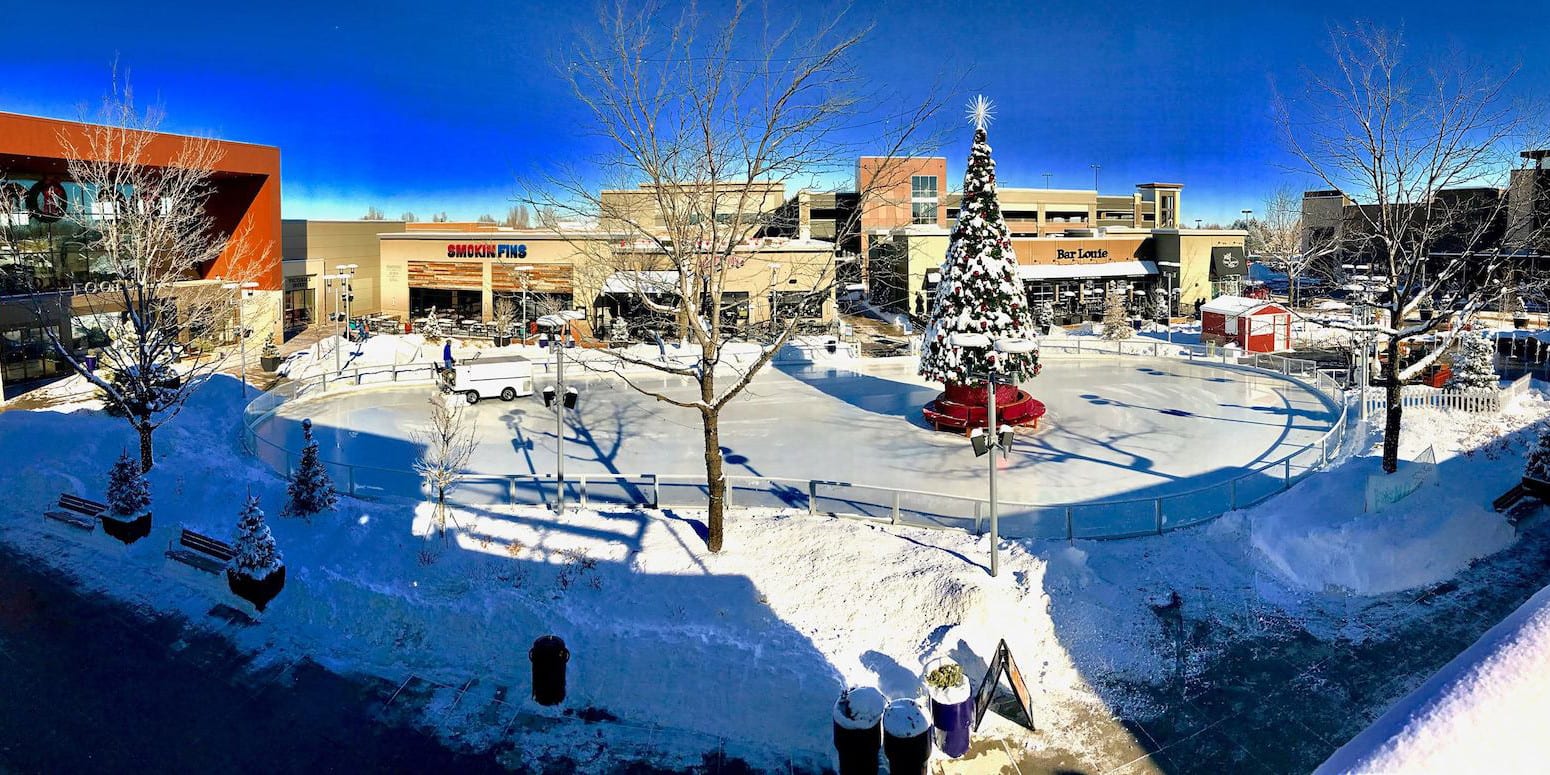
[1362,373,1532,415]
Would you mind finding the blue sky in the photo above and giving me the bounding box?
[2,1,1546,225]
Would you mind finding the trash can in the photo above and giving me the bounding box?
[529,635,569,706]
[882,698,932,775]
[925,657,972,758]
[84,355,98,372]
[832,686,885,775]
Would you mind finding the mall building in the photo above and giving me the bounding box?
[0,111,281,398]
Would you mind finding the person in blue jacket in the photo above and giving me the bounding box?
[442,339,454,370]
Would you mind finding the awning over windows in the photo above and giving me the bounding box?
[600,270,680,295]
[1017,260,1158,281]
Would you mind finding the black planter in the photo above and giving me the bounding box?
[101,512,151,545]
[227,566,286,611]
[1419,309,1433,322]
[493,335,511,347]
[1515,317,1529,329]
[260,355,282,372]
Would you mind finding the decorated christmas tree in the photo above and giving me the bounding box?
[1102,286,1131,340]
[422,306,444,342]
[232,495,283,581]
[106,449,151,517]
[918,97,1038,386]
[1446,334,1499,390]
[285,418,338,519]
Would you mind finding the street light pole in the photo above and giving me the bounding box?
[540,310,585,512]
[768,262,782,335]
[222,281,259,399]
[949,333,1038,578]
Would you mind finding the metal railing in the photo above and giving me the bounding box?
[243,339,1351,541]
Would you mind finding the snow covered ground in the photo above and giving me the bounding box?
[1,341,1545,771]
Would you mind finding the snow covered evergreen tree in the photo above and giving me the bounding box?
[232,495,283,580]
[1446,334,1499,390]
[106,449,151,516]
[285,418,338,519]
[1149,290,1172,322]
[1035,300,1055,334]
[422,307,445,342]
[919,97,1038,386]
[1526,424,1550,483]
[1102,287,1131,340]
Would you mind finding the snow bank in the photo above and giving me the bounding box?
[1317,582,1550,774]
[1250,398,1544,596]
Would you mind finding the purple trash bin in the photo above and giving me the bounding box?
[925,658,973,758]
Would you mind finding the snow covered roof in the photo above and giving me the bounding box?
[1016,260,1158,281]
[601,270,680,295]
[1201,295,1285,317]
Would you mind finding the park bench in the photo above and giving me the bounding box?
[43,493,108,532]
[165,527,236,575]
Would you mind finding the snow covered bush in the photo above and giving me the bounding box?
[422,307,445,343]
[232,495,283,581]
[1102,288,1131,340]
[918,107,1039,386]
[1447,334,1499,390]
[284,418,338,519]
[1524,425,1550,483]
[1035,300,1055,333]
[106,449,151,516]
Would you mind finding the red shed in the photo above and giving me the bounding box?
[1201,295,1292,353]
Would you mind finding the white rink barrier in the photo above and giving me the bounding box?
[243,339,1351,541]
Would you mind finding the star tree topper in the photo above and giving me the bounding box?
[965,95,995,131]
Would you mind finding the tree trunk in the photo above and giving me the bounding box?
[1381,338,1403,474]
[137,422,155,473]
[699,356,725,553]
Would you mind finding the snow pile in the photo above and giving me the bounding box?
[833,686,887,729]
[1251,397,1546,596]
[1317,582,1550,773]
[883,698,931,738]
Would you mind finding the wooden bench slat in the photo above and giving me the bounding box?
[165,549,228,575]
[44,510,97,532]
[57,494,108,517]
[165,527,235,575]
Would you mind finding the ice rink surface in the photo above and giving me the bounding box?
[258,355,1340,507]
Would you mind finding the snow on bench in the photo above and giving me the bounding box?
[43,493,107,532]
[165,528,235,575]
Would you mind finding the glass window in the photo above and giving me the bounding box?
[911,202,936,224]
[910,175,937,200]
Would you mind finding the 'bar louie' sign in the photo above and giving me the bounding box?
[446,243,528,259]
[1055,248,1109,261]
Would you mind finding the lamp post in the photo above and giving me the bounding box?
[1042,172,1053,188]
[948,332,1038,578]
[511,264,534,341]
[1090,164,1101,191]
[337,263,358,351]
[222,281,259,398]
[1156,260,1180,344]
[320,273,346,373]
[1342,261,1376,422]
[539,310,585,512]
[768,262,782,335]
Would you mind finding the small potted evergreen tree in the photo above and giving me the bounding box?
[228,495,285,611]
[1035,300,1055,335]
[1514,297,1530,329]
[103,450,152,544]
[260,339,282,372]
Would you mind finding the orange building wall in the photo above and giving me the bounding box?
[0,111,282,291]
[857,156,948,257]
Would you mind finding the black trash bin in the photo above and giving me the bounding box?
[529,635,569,706]
[832,686,885,775]
[882,698,932,775]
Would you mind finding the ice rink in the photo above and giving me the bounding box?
[256,355,1341,509]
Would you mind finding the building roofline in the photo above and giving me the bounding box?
[0,110,280,153]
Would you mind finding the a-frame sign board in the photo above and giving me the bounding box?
[972,639,1035,732]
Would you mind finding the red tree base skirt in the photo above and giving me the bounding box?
[923,381,1046,431]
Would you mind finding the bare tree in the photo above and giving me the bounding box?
[1276,23,1550,473]
[1,79,263,471]
[412,391,479,538]
[400,211,419,223]
[504,205,531,228]
[477,213,497,224]
[1247,187,1337,308]
[432,211,450,223]
[362,206,386,221]
[528,0,942,551]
